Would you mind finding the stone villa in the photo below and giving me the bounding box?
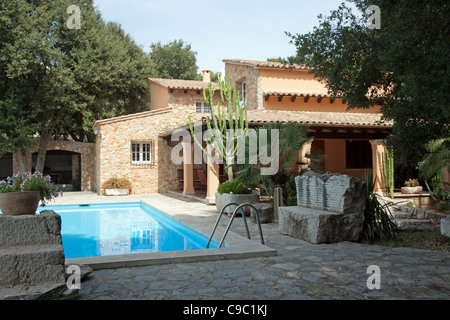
[1,59,395,203]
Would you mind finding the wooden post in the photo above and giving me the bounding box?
[273,187,283,222]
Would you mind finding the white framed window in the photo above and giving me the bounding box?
[131,141,153,166]
[196,101,211,114]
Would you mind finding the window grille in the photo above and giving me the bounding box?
[131,141,154,166]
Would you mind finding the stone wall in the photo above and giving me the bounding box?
[224,63,262,110]
[12,140,95,191]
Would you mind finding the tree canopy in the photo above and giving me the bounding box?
[149,39,199,80]
[0,0,155,171]
[286,0,450,169]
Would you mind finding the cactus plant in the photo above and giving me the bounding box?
[377,146,394,198]
[188,73,248,181]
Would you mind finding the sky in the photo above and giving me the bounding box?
[93,0,348,74]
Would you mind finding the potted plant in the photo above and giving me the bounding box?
[215,179,259,215]
[0,172,62,216]
[401,178,423,194]
[102,177,132,196]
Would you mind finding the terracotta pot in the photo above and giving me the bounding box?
[0,191,40,216]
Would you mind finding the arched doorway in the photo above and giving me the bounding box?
[32,150,81,191]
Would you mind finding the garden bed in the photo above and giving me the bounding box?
[363,230,450,252]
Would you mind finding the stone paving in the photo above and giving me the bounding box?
[54,192,450,300]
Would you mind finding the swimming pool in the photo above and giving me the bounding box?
[38,202,221,259]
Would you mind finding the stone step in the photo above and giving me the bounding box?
[0,283,64,300]
[394,218,439,232]
[395,218,432,227]
[0,245,65,288]
[392,211,412,219]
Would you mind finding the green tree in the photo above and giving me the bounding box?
[57,4,155,142]
[286,0,450,169]
[0,0,154,172]
[1,0,76,171]
[149,39,199,80]
[418,138,450,180]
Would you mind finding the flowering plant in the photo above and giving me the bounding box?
[441,184,449,203]
[0,172,63,207]
[404,178,419,187]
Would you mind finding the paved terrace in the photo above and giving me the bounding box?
[52,192,449,300]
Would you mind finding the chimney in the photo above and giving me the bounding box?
[202,69,211,83]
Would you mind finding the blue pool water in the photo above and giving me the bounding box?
[37,202,220,259]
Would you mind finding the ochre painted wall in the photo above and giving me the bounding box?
[321,139,370,179]
[150,82,169,110]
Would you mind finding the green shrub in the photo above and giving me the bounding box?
[360,171,399,243]
[217,180,252,194]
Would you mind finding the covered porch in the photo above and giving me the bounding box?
[162,109,393,204]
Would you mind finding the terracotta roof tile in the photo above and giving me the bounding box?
[149,78,219,91]
[246,109,393,128]
[223,59,312,71]
[93,107,172,127]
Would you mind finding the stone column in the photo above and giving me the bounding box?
[370,139,386,193]
[182,142,195,195]
[206,145,220,205]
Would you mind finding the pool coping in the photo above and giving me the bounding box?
[65,200,277,270]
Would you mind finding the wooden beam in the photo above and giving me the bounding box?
[304,96,310,103]
[308,128,390,140]
[265,94,270,101]
[342,99,347,104]
[278,96,283,102]
[330,98,336,104]
[317,97,323,103]
[291,95,297,102]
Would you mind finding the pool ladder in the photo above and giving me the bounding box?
[206,203,265,248]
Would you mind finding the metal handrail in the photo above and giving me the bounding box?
[207,202,265,248]
[206,203,246,248]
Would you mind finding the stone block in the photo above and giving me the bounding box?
[251,203,272,224]
[0,211,62,249]
[0,245,65,288]
[279,206,363,244]
[279,172,366,244]
[441,217,450,238]
[295,171,366,214]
